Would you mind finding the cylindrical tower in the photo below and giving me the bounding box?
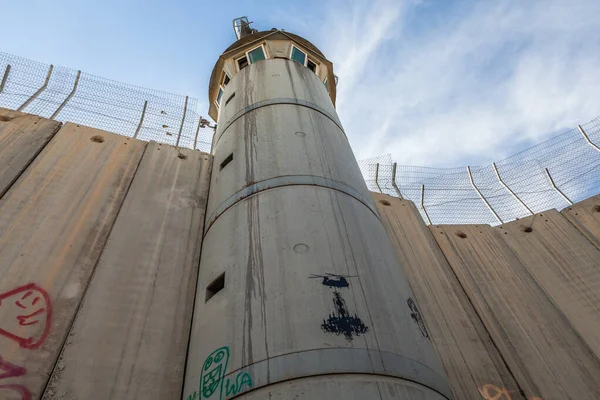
[183,26,452,400]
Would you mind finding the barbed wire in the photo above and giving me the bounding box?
[359,116,600,225]
[0,51,214,152]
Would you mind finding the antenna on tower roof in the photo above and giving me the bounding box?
[233,17,258,40]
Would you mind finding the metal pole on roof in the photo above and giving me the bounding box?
[544,167,574,206]
[375,163,382,193]
[51,70,81,120]
[176,95,189,147]
[391,162,403,199]
[0,65,11,94]
[578,125,600,152]
[492,162,534,216]
[18,64,53,111]
[421,184,432,225]
[133,100,148,139]
[467,165,503,224]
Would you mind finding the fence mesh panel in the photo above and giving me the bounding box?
[2,51,599,225]
[0,52,214,152]
[359,116,600,226]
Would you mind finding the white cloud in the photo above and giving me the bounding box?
[317,0,600,167]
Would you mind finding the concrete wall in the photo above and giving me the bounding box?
[0,108,212,400]
[375,193,600,400]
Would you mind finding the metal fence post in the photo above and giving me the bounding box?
[492,162,534,216]
[18,64,53,111]
[391,162,403,199]
[176,95,189,148]
[544,167,574,205]
[0,64,11,94]
[421,184,432,225]
[467,166,503,224]
[193,117,202,150]
[578,125,600,152]
[134,100,148,139]
[375,163,382,193]
[51,70,81,119]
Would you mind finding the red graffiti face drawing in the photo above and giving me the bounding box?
[0,284,51,349]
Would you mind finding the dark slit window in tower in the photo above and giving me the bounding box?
[206,273,225,302]
[237,56,249,70]
[307,59,317,73]
[225,92,236,106]
[220,152,234,171]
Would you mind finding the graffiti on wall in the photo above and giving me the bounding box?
[0,283,52,400]
[478,384,544,400]
[310,273,369,342]
[186,346,253,400]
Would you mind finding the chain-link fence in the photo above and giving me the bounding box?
[359,116,600,225]
[0,52,214,152]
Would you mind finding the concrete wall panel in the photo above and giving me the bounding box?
[0,123,145,399]
[431,224,600,400]
[0,107,60,198]
[562,195,600,249]
[498,210,600,360]
[183,187,451,400]
[42,143,212,399]
[373,194,523,400]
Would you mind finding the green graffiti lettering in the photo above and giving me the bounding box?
[199,347,229,399]
[237,372,253,392]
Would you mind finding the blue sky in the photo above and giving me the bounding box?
[1,0,599,167]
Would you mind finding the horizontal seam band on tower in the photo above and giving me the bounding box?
[215,98,346,146]
[215,347,453,399]
[203,175,380,237]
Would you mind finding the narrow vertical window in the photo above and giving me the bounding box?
[206,273,225,302]
[237,56,249,70]
[216,87,224,106]
[307,59,317,73]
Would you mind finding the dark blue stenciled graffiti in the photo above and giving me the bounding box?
[186,346,253,400]
[309,273,356,288]
[311,273,369,342]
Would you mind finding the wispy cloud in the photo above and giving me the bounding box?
[316,0,600,166]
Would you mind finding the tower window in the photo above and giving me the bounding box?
[290,45,319,74]
[323,78,328,91]
[237,56,249,70]
[290,46,307,65]
[206,273,225,302]
[236,44,268,71]
[248,46,266,63]
[223,73,230,86]
[216,87,224,106]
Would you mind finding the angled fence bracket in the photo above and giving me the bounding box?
[0,64,11,94]
[492,162,534,216]
[18,64,53,111]
[578,125,600,152]
[51,70,81,119]
[375,163,382,193]
[176,96,189,148]
[421,184,432,225]
[545,167,573,206]
[467,166,503,224]
[134,100,148,139]
[391,162,403,199]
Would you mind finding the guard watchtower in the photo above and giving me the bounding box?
[183,18,453,400]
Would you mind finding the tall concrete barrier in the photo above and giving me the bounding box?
[0,123,145,399]
[498,210,600,360]
[373,193,523,400]
[430,223,600,400]
[0,107,60,198]
[43,143,212,399]
[562,195,600,249]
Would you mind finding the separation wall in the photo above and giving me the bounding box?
[375,192,600,400]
